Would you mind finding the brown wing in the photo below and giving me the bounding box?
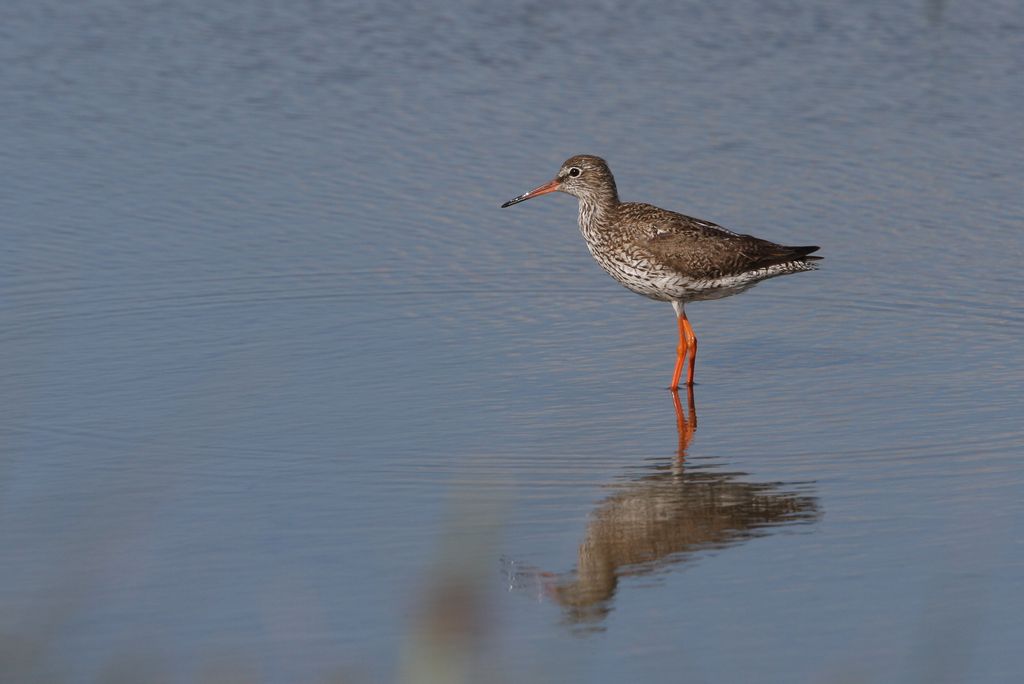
[621,203,819,279]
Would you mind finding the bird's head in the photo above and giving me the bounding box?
[501,155,617,208]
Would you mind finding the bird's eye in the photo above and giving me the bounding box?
[568,167,582,177]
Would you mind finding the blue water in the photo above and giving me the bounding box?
[2,1,1023,682]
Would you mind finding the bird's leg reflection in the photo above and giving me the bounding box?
[672,386,697,464]
[504,386,818,629]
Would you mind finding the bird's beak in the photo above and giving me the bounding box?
[501,178,561,208]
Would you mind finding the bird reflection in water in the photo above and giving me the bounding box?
[505,387,819,628]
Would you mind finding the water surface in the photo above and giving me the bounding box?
[2,1,1023,682]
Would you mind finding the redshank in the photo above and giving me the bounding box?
[501,155,821,388]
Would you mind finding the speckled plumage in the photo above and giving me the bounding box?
[501,154,822,386]
[553,155,821,303]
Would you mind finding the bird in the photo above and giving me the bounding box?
[501,155,821,388]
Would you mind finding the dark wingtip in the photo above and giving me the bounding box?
[792,245,822,261]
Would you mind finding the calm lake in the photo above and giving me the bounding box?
[3,1,1023,682]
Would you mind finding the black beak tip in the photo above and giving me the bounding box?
[501,196,524,208]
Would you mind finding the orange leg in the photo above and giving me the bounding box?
[681,313,698,386]
[670,302,697,388]
[669,306,688,390]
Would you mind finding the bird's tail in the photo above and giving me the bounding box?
[790,245,822,261]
